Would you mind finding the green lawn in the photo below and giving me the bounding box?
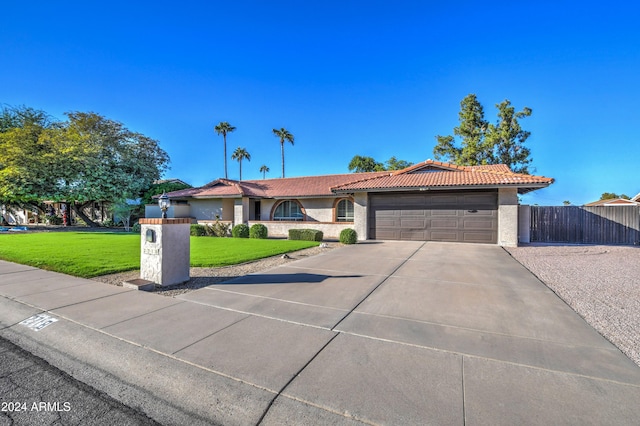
[0,232,318,278]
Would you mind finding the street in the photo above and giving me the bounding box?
[0,335,158,426]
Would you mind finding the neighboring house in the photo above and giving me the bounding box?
[153,178,191,186]
[146,160,554,246]
[583,198,640,206]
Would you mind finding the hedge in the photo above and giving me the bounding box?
[190,224,207,236]
[339,228,357,244]
[288,229,323,242]
[249,223,268,239]
[231,223,250,238]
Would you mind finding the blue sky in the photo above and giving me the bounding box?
[2,1,638,205]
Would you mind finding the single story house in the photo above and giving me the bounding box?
[146,160,554,246]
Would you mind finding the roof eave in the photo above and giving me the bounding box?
[332,183,552,194]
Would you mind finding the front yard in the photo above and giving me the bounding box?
[0,232,318,278]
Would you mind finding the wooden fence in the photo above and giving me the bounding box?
[530,206,640,245]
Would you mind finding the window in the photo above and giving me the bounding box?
[273,200,304,221]
[336,199,354,222]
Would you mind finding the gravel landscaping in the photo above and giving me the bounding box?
[506,244,640,367]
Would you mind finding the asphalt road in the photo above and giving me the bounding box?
[0,335,158,426]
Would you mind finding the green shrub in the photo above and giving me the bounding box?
[45,215,63,225]
[288,228,323,242]
[249,223,268,239]
[131,222,141,233]
[209,219,230,237]
[101,219,115,227]
[190,224,207,236]
[339,228,357,244]
[231,223,250,238]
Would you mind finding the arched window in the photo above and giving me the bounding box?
[335,198,354,222]
[273,200,304,221]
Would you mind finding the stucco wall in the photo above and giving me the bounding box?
[298,198,336,222]
[498,188,519,247]
[221,199,235,221]
[189,199,223,221]
[239,198,250,224]
[353,192,368,241]
[145,204,192,219]
[518,205,531,244]
[260,199,276,221]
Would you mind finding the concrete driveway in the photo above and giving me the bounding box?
[1,241,639,425]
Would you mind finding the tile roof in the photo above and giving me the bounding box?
[165,160,554,199]
[584,198,640,206]
[166,172,389,199]
[331,160,554,193]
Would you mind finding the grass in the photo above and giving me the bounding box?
[0,232,318,278]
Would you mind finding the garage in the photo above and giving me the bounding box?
[368,190,498,243]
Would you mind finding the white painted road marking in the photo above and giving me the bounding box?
[19,314,58,331]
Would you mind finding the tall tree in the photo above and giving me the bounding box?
[0,108,169,226]
[433,94,534,173]
[384,156,414,171]
[0,106,61,203]
[0,105,54,132]
[259,164,270,179]
[600,192,630,200]
[434,94,491,166]
[140,181,192,205]
[485,100,533,173]
[347,155,412,172]
[348,155,383,172]
[272,127,294,178]
[231,147,251,180]
[214,121,236,179]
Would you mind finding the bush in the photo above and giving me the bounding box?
[231,223,250,238]
[101,218,115,227]
[289,228,323,242]
[190,224,207,236]
[131,222,141,233]
[339,228,357,244]
[45,215,63,225]
[209,219,230,237]
[249,223,268,239]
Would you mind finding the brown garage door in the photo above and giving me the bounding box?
[368,190,498,243]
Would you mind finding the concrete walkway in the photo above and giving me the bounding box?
[1,241,639,425]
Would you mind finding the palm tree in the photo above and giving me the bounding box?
[214,121,236,179]
[259,164,270,179]
[231,147,251,180]
[272,127,294,178]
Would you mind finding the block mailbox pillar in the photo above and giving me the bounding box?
[138,218,191,286]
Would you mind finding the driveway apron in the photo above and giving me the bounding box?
[180,241,640,425]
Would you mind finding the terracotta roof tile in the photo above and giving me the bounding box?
[165,160,554,199]
[584,198,640,206]
[331,160,554,192]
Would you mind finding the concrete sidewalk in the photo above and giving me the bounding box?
[1,242,639,425]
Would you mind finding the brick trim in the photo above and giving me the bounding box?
[139,218,192,225]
